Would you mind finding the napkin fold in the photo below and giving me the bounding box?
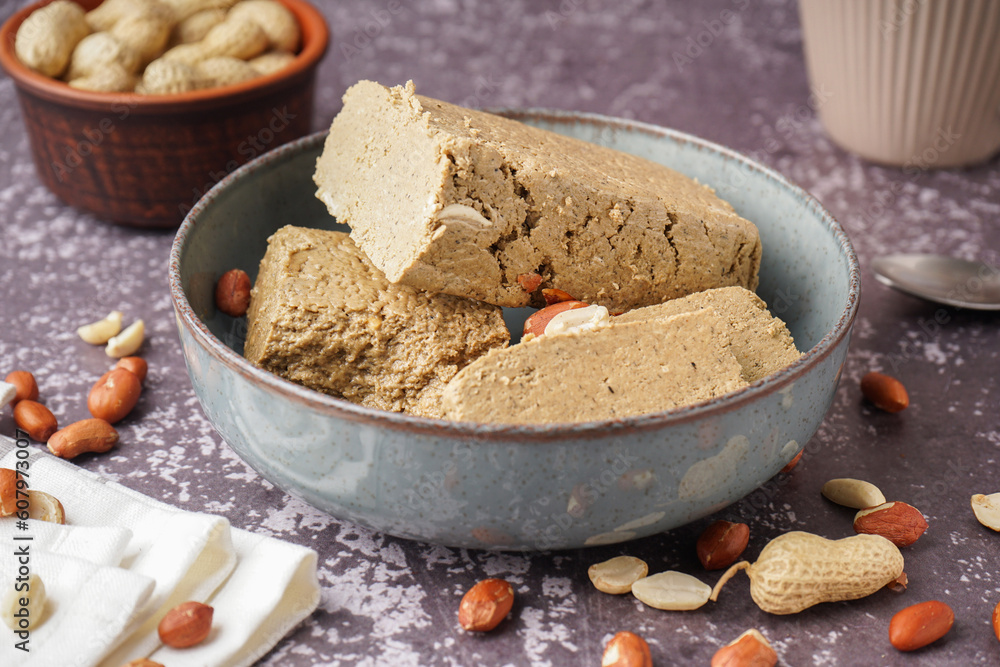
[0,550,155,667]
[0,521,133,567]
[150,530,320,667]
[0,436,320,667]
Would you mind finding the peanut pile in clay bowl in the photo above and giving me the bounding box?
[0,0,329,227]
[169,83,861,550]
[14,0,301,93]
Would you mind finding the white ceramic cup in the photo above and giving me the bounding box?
[798,0,1000,169]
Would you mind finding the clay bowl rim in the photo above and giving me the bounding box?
[0,0,330,113]
[169,117,861,443]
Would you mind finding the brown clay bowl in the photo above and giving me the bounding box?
[0,0,329,228]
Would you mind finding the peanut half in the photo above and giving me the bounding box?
[106,319,145,358]
[970,493,1000,532]
[77,310,124,345]
[710,531,904,615]
[588,556,649,595]
[1,573,46,631]
[821,477,887,510]
[27,490,66,524]
[630,571,712,611]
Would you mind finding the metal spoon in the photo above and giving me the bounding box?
[871,254,1000,310]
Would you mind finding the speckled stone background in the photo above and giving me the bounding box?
[2,0,999,665]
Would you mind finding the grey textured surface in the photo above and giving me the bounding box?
[1,0,999,665]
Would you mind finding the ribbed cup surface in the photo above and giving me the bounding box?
[799,0,1000,168]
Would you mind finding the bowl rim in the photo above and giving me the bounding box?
[168,110,861,442]
[0,0,330,113]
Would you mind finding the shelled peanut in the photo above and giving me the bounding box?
[158,601,214,648]
[602,631,652,667]
[14,0,301,94]
[458,579,514,632]
[711,629,777,667]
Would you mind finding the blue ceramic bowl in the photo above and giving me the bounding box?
[168,111,859,550]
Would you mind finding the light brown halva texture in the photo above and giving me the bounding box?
[441,308,748,424]
[244,226,509,418]
[615,286,801,383]
[313,80,762,310]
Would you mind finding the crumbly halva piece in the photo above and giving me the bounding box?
[441,308,747,424]
[614,286,802,382]
[313,80,762,311]
[244,226,510,418]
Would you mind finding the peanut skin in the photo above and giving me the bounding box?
[47,418,119,459]
[860,371,909,412]
[4,370,39,404]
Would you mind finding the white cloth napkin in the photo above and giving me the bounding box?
[0,550,155,667]
[0,436,320,667]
